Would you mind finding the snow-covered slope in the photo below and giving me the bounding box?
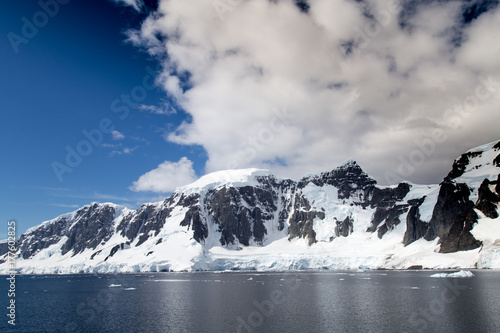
[1,140,499,274]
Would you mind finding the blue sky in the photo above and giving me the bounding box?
[2,0,500,237]
[0,0,205,236]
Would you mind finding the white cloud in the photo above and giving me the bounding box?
[130,157,198,193]
[111,130,125,140]
[51,203,79,208]
[46,191,131,202]
[92,192,131,202]
[110,146,138,156]
[112,0,143,12]
[122,147,135,154]
[101,143,121,148]
[138,103,177,115]
[129,0,500,185]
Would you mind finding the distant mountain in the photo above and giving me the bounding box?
[1,140,499,274]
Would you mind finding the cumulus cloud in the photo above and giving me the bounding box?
[129,0,500,185]
[130,157,197,193]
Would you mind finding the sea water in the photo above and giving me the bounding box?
[1,270,499,332]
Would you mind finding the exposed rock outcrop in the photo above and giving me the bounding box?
[425,182,475,242]
[403,198,428,246]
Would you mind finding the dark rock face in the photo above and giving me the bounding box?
[367,183,411,237]
[210,188,252,246]
[475,179,500,219]
[439,176,499,253]
[287,163,409,244]
[90,250,102,260]
[439,209,481,253]
[16,201,174,261]
[0,242,8,257]
[370,183,411,208]
[367,207,390,233]
[117,203,171,247]
[181,206,208,243]
[104,244,121,261]
[17,204,118,259]
[206,183,279,246]
[18,216,71,259]
[178,193,209,243]
[425,182,475,242]
[61,204,116,256]
[445,151,482,181]
[178,193,199,207]
[403,198,429,246]
[438,170,500,253]
[367,203,410,237]
[335,216,353,237]
[296,163,412,243]
[496,174,500,196]
[276,179,296,231]
[289,213,322,245]
[377,204,409,239]
[298,161,377,203]
[430,140,500,253]
[437,179,500,254]
[288,195,325,245]
[494,141,500,166]
[493,154,500,167]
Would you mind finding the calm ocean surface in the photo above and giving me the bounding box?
[1,270,499,333]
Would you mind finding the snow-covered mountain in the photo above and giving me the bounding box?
[1,140,500,274]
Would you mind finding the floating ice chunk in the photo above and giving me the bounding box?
[430,270,474,278]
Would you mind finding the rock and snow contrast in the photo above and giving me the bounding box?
[1,140,500,274]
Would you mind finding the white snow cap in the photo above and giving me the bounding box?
[452,139,500,192]
[176,168,275,195]
[465,140,499,154]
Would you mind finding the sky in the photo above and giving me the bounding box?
[1,0,500,237]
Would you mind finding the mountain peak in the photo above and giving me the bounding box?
[445,139,500,188]
[176,168,275,194]
[296,159,377,203]
[338,158,359,168]
[466,139,500,154]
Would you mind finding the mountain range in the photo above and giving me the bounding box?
[1,140,500,274]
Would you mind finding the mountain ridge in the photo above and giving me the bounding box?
[1,140,500,273]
